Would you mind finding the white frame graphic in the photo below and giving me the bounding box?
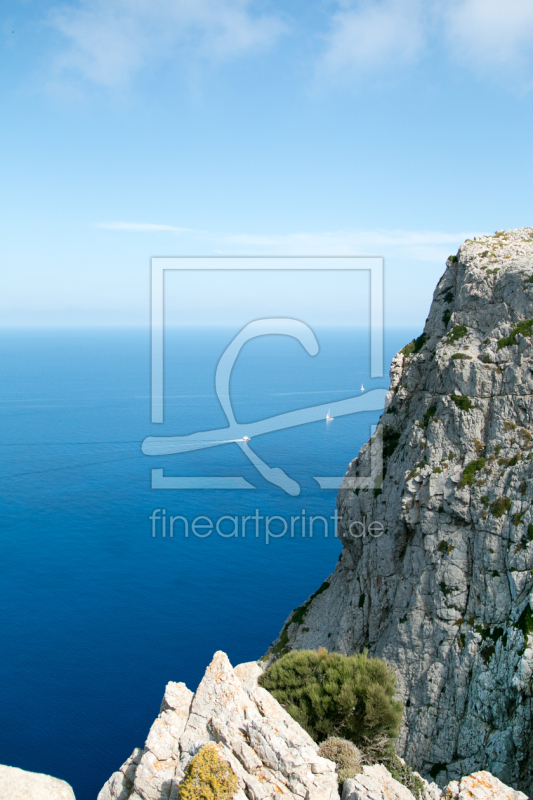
[148,256,384,491]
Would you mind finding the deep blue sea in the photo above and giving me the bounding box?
[0,326,416,799]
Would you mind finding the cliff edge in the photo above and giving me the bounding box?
[271,227,533,792]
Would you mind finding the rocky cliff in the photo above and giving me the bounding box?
[98,651,340,800]
[272,227,533,792]
[97,651,527,800]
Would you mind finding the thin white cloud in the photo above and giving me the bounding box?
[96,221,203,233]
[320,0,533,87]
[319,0,426,80]
[444,0,533,80]
[50,0,285,87]
[97,221,478,261]
[221,228,477,261]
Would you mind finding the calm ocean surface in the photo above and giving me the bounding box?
[0,326,417,799]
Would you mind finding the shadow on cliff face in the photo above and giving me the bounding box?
[269,227,533,794]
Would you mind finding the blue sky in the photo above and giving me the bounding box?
[1,0,533,327]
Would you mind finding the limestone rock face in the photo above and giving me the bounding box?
[341,766,527,800]
[0,765,76,800]
[443,770,528,799]
[97,651,338,800]
[271,228,533,793]
[342,764,424,800]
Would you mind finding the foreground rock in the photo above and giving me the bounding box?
[0,765,75,800]
[343,764,433,800]
[97,650,338,800]
[270,227,533,792]
[342,765,527,799]
[443,770,528,799]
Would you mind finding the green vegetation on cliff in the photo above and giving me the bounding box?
[259,648,402,756]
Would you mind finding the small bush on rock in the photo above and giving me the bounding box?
[450,394,473,412]
[179,744,238,800]
[459,457,486,487]
[384,755,425,799]
[318,737,362,783]
[258,648,402,758]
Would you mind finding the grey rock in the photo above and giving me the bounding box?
[341,765,527,799]
[97,651,339,800]
[0,765,75,800]
[342,765,417,799]
[443,770,528,799]
[270,228,533,794]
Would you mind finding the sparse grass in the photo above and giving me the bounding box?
[318,737,361,784]
[446,325,467,343]
[422,405,437,428]
[384,756,425,799]
[459,458,486,487]
[497,319,533,350]
[491,497,512,517]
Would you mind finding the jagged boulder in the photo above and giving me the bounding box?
[0,765,75,800]
[342,764,428,800]
[443,770,528,799]
[270,228,533,793]
[97,651,338,800]
[342,766,527,800]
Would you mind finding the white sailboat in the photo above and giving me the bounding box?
[326,408,334,421]
[361,383,365,392]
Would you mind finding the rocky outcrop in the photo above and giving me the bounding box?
[271,228,533,793]
[0,765,76,800]
[343,764,436,800]
[98,651,528,799]
[98,650,339,800]
[342,766,527,800]
[443,770,528,799]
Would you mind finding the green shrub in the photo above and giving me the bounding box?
[258,648,402,756]
[490,497,512,517]
[401,333,428,357]
[446,324,467,343]
[497,319,533,350]
[272,582,331,656]
[318,737,362,783]
[384,755,425,799]
[459,457,486,487]
[382,427,401,458]
[518,605,533,641]
[448,255,458,263]
[422,405,437,428]
[451,353,472,360]
[179,744,238,800]
[451,394,473,411]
